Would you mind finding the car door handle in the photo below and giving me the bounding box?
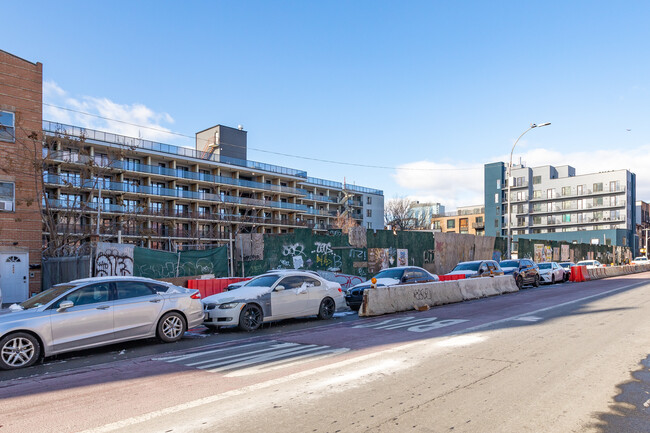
[149,299,162,303]
[96,305,110,310]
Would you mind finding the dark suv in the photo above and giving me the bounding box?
[499,259,540,289]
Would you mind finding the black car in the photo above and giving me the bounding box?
[344,266,439,311]
[499,259,540,289]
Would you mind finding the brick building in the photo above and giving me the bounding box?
[0,50,43,301]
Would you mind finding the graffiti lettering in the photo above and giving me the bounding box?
[95,248,134,277]
[312,242,333,255]
[423,250,435,264]
[349,248,367,260]
[326,229,342,237]
[282,243,305,257]
[413,288,432,301]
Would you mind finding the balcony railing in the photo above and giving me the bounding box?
[529,186,627,201]
[44,174,310,212]
[43,121,308,178]
[530,199,627,214]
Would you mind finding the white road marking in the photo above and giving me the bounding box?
[152,341,268,363]
[186,342,300,367]
[514,316,543,322]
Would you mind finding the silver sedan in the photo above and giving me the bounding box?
[0,276,204,370]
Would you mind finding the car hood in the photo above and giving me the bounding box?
[202,286,272,304]
[537,268,553,274]
[348,278,399,291]
[0,306,48,323]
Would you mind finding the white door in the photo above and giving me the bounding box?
[271,276,310,318]
[0,253,29,303]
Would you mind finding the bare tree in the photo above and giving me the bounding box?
[333,211,359,234]
[384,196,415,231]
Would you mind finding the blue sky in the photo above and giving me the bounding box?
[5,1,650,208]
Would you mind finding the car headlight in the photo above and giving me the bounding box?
[204,303,217,310]
[219,302,239,309]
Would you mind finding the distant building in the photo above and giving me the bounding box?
[635,200,650,256]
[408,202,444,229]
[431,205,484,235]
[484,162,636,255]
[0,50,43,300]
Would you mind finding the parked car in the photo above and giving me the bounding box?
[537,262,565,284]
[0,276,204,370]
[499,259,540,289]
[202,271,344,331]
[447,260,504,278]
[344,266,440,311]
[576,260,603,269]
[631,257,649,265]
[558,262,575,281]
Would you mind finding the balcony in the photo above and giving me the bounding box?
[48,151,308,196]
[44,174,310,212]
[472,221,485,230]
[44,121,308,179]
[529,186,627,201]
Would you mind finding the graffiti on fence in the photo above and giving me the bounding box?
[95,242,134,277]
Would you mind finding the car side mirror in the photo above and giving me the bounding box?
[57,300,74,312]
[275,285,285,292]
[401,276,408,283]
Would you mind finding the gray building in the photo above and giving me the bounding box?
[408,202,445,228]
[485,162,636,253]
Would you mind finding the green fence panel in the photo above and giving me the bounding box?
[134,246,228,279]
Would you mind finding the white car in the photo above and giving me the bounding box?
[631,257,649,265]
[576,260,603,269]
[537,262,565,284]
[202,271,344,331]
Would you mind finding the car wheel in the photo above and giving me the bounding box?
[239,304,263,332]
[551,275,556,284]
[533,275,540,287]
[317,297,336,320]
[0,332,41,370]
[516,275,524,290]
[157,312,186,343]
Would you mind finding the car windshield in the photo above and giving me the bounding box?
[373,268,406,279]
[500,260,519,268]
[19,284,76,309]
[242,275,281,288]
[453,262,480,271]
[538,263,552,270]
[576,261,592,265]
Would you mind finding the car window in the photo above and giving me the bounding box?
[479,263,489,272]
[487,262,496,272]
[244,275,281,287]
[277,276,305,290]
[56,283,111,307]
[146,282,170,293]
[301,277,322,287]
[116,281,156,300]
[410,270,430,279]
[374,268,406,279]
[500,260,518,268]
[453,262,480,271]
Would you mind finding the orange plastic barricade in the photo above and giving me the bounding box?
[439,274,466,282]
[582,266,591,281]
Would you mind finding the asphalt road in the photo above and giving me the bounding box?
[1,274,649,433]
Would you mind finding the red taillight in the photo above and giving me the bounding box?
[190,291,201,299]
[338,288,342,293]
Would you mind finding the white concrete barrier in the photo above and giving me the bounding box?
[359,275,518,317]
[584,263,650,281]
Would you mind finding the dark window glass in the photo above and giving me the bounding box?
[58,283,111,307]
[116,281,155,299]
[277,276,307,290]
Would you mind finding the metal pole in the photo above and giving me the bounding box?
[506,123,551,259]
[96,182,102,237]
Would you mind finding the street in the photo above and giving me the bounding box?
[1,274,650,433]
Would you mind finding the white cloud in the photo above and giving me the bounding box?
[43,81,183,145]
[393,145,650,210]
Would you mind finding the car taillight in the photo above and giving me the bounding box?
[338,288,342,293]
[190,291,201,299]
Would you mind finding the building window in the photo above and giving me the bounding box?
[562,186,571,196]
[447,220,455,229]
[593,183,603,192]
[476,216,483,223]
[367,209,372,217]
[532,176,541,185]
[533,190,542,199]
[367,197,372,205]
[495,193,499,204]
[0,181,15,212]
[562,214,571,223]
[495,219,499,227]
[367,222,372,229]
[0,111,15,142]
[533,216,542,225]
[496,179,501,189]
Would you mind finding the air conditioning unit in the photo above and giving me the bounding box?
[0,200,14,211]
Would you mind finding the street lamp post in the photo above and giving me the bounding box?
[506,122,551,259]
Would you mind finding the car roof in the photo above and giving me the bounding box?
[58,276,162,286]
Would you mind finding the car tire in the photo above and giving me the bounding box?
[516,275,524,290]
[533,275,540,287]
[317,297,335,320]
[0,332,41,370]
[551,275,556,284]
[239,304,263,332]
[157,312,187,343]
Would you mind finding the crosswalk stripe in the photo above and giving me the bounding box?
[225,347,350,377]
[186,342,300,367]
[153,341,268,363]
[204,345,323,372]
